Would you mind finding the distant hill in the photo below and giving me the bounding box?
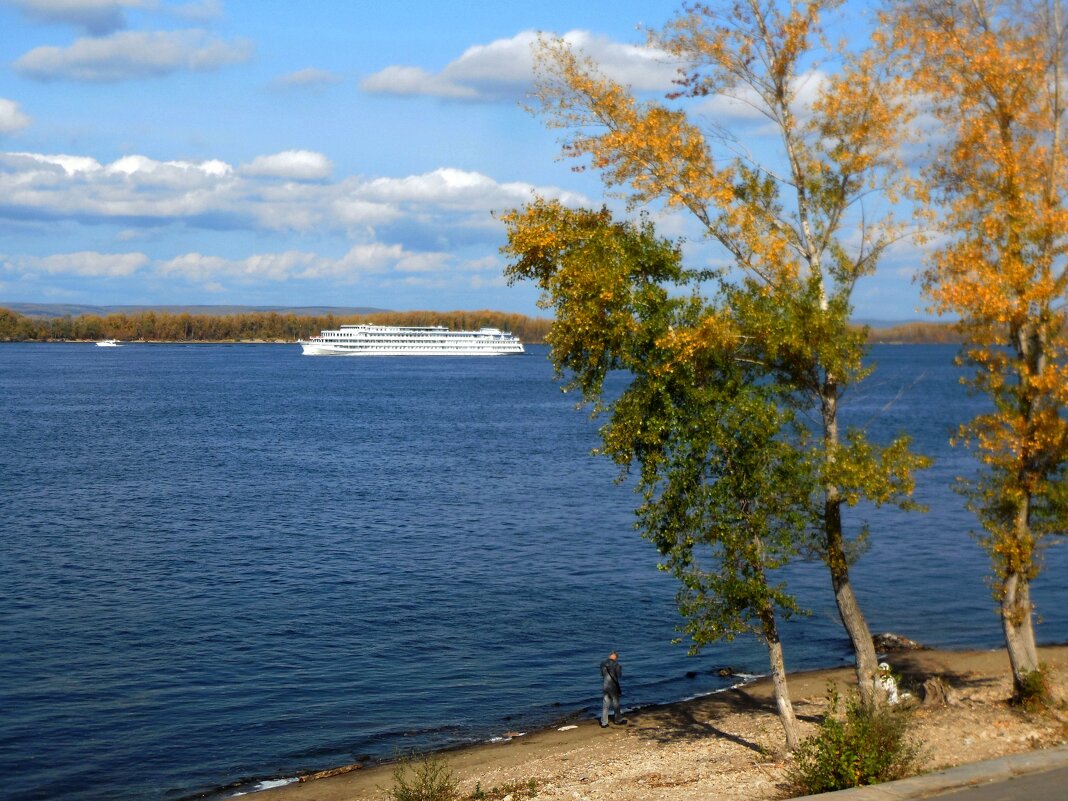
[1,302,392,319]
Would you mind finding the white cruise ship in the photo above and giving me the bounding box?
[299,323,525,356]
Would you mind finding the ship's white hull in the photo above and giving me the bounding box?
[299,341,524,356]
[298,324,525,356]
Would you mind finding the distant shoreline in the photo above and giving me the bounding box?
[1,336,963,347]
[1,304,966,346]
[0,307,555,345]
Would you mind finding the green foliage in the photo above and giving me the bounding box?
[788,687,921,794]
[1015,664,1051,712]
[510,0,932,711]
[635,378,813,650]
[383,754,459,801]
[502,201,929,658]
[503,201,812,652]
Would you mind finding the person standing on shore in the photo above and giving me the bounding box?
[600,650,625,727]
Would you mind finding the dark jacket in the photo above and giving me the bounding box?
[600,658,622,697]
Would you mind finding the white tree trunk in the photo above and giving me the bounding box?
[1001,571,1040,696]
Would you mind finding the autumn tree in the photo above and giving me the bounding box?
[503,203,810,747]
[890,0,1068,699]
[505,0,929,707]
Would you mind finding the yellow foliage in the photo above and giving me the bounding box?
[890,0,1068,585]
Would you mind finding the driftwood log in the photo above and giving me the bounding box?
[920,676,960,707]
[299,763,363,782]
[873,632,929,652]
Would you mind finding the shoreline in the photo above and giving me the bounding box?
[202,672,767,800]
[245,644,1067,801]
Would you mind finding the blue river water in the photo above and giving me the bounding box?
[1,343,1065,801]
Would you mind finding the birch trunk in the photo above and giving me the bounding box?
[1001,571,1040,696]
[762,610,800,750]
[826,498,881,708]
[823,383,881,708]
[753,532,800,750]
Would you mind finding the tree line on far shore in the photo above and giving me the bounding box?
[0,306,970,345]
[0,307,554,344]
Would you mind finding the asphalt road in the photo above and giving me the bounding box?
[790,746,1068,801]
[926,764,1068,801]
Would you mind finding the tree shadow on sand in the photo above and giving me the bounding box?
[628,686,821,752]
[625,652,1011,753]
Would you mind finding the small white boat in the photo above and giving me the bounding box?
[95,339,122,347]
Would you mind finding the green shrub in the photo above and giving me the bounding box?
[383,754,459,801]
[788,686,920,794]
[1016,665,1051,712]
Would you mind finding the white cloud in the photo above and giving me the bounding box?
[6,150,104,174]
[273,67,343,90]
[334,243,436,276]
[0,151,589,233]
[0,99,32,135]
[3,250,149,276]
[156,243,452,284]
[108,153,232,178]
[559,30,678,92]
[0,236,513,296]
[15,29,253,82]
[158,250,322,282]
[360,29,678,102]
[362,167,584,209]
[331,197,402,227]
[241,150,333,181]
[360,65,478,100]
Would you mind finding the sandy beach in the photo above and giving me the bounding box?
[256,644,1068,801]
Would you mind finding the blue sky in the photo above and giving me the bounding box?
[0,0,927,318]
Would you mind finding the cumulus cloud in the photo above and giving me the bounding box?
[337,243,449,275]
[0,99,32,135]
[156,243,451,284]
[360,29,678,102]
[362,167,583,209]
[0,239,513,296]
[361,65,480,100]
[158,250,322,282]
[3,250,149,276]
[241,150,333,181]
[273,67,343,90]
[0,150,587,233]
[14,28,253,82]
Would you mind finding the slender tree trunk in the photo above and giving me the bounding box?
[1000,442,1041,696]
[822,383,881,708]
[752,532,800,750]
[826,498,881,707]
[1001,570,1040,695]
[761,608,800,751]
